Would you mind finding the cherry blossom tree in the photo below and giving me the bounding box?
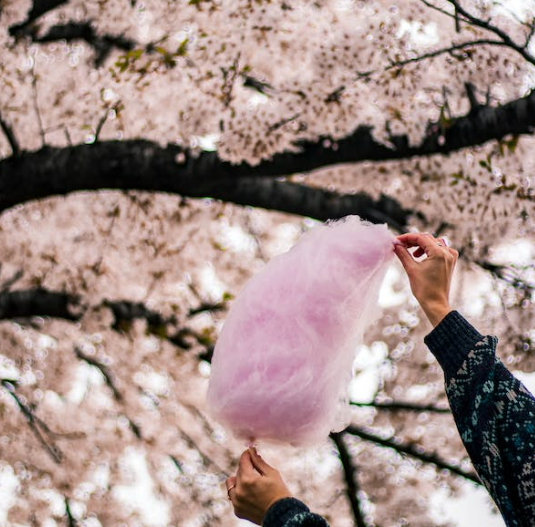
[0,1,534,526]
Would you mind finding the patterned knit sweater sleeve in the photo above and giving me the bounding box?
[263,498,329,527]
[424,310,535,527]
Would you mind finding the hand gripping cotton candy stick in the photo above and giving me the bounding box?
[207,216,395,445]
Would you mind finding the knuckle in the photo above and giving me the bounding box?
[240,475,253,487]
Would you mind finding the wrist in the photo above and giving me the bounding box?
[421,301,452,327]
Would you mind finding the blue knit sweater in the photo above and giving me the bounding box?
[263,311,535,527]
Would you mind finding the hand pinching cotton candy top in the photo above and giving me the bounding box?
[207,216,395,445]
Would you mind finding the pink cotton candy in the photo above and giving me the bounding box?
[207,216,395,445]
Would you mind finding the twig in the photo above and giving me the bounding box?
[169,454,184,473]
[64,127,72,146]
[94,107,111,142]
[345,425,480,483]
[188,301,226,317]
[419,0,460,23]
[465,82,480,111]
[65,496,77,527]
[1,379,63,463]
[330,432,370,527]
[431,0,535,66]
[0,111,20,156]
[1,269,23,292]
[356,39,509,78]
[267,113,301,134]
[74,346,122,401]
[30,64,46,148]
[526,21,535,48]
[475,260,535,294]
[178,428,228,476]
[221,53,241,108]
[350,400,450,413]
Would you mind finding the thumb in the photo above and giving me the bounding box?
[248,447,274,476]
[394,244,417,274]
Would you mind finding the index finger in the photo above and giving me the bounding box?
[237,449,255,477]
[396,233,440,252]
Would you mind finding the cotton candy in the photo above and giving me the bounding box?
[207,216,395,445]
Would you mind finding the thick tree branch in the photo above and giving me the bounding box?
[0,89,534,221]
[0,289,80,320]
[0,288,216,363]
[33,22,136,66]
[0,140,414,228]
[9,0,69,36]
[330,432,370,527]
[209,178,413,229]
[102,299,171,330]
[345,425,480,484]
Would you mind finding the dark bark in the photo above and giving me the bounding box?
[33,22,136,66]
[0,140,414,228]
[330,432,370,527]
[209,178,413,229]
[103,299,171,330]
[345,425,480,483]
[350,400,451,413]
[1,379,63,463]
[9,0,69,36]
[74,346,123,401]
[0,112,20,156]
[0,289,80,320]
[0,89,534,224]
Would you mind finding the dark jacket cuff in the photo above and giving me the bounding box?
[424,310,485,378]
[264,498,310,527]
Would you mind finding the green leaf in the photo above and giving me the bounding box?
[155,46,169,56]
[176,38,189,56]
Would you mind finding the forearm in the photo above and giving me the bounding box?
[420,300,453,327]
[263,498,329,527]
[425,311,535,526]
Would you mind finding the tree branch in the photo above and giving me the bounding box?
[64,496,77,527]
[9,0,69,36]
[33,22,136,66]
[422,0,535,66]
[207,178,414,230]
[0,289,80,320]
[1,88,534,220]
[330,432,370,527]
[103,299,171,330]
[30,65,46,148]
[74,346,122,401]
[350,400,451,413]
[0,112,20,156]
[475,260,535,294]
[357,39,510,78]
[1,379,63,463]
[345,425,480,484]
